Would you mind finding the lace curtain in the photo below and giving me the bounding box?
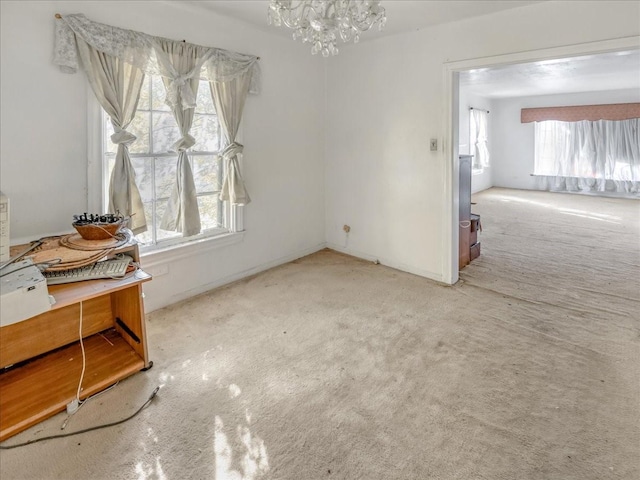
[534,119,640,194]
[54,14,260,93]
[54,14,260,235]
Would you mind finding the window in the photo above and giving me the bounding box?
[102,75,233,249]
[534,119,640,182]
[534,121,570,177]
[470,109,490,172]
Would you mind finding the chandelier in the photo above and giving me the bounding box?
[267,1,387,57]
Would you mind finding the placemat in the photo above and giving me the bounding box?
[60,231,129,251]
[26,236,113,272]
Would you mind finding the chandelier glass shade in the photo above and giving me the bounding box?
[268,1,387,57]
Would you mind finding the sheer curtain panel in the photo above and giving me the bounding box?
[157,40,213,236]
[75,38,147,234]
[209,71,253,206]
[534,119,640,194]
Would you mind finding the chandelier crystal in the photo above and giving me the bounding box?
[268,1,387,57]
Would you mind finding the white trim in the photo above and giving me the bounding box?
[441,68,459,285]
[230,204,245,233]
[444,36,640,73]
[141,230,244,267]
[139,225,230,251]
[232,123,246,233]
[442,35,640,286]
[326,242,445,284]
[143,242,327,312]
[87,94,103,214]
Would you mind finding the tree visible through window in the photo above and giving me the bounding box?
[103,75,228,247]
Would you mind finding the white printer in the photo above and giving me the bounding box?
[0,258,55,327]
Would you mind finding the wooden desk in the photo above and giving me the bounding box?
[0,245,151,441]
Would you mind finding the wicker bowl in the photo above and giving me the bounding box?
[72,221,124,240]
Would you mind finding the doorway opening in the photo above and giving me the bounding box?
[442,37,640,285]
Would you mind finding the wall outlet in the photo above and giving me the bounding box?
[430,138,438,151]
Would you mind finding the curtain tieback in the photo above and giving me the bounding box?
[166,74,197,110]
[170,134,196,153]
[110,129,137,146]
[219,142,244,162]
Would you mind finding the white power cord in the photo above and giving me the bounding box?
[62,301,124,430]
[1,386,160,449]
[66,301,86,416]
[61,381,120,430]
[77,300,86,403]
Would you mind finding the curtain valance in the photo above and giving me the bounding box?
[53,14,261,98]
[521,103,640,123]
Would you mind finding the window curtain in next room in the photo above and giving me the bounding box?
[534,119,640,194]
[53,14,260,236]
[470,109,490,170]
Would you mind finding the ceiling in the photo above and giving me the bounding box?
[184,1,639,99]
[186,1,544,40]
[460,50,640,98]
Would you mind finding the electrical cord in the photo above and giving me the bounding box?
[0,239,43,272]
[61,381,120,431]
[0,264,35,278]
[0,258,60,278]
[0,386,160,450]
[36,258,63,271]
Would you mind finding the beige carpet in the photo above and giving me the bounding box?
[1,188,638,480]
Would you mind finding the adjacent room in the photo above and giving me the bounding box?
[0,1,638,479]
[457,50,640,269]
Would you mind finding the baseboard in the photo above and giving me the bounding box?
[145,242,328,312]
[325,242,446,284]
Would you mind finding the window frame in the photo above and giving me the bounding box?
[87,79,244,257]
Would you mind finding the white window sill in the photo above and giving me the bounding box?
[140,231,244,268]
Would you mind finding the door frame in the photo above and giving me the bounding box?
[441,36,640,285]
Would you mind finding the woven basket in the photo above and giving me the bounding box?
[72,222,124,240]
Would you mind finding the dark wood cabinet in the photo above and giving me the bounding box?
[459,155,473,270]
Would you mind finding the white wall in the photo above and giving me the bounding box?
[2,1,639,311]
[325,0,640,282]
[0,1,326,311]
[491,88,640,190]
[458,90,493,193]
